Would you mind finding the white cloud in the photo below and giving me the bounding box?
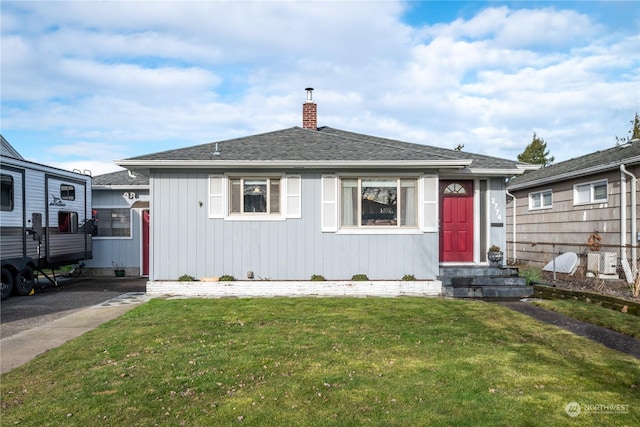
[1,1,638,175]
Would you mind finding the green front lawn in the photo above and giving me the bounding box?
[1,298,638,426]
[531,298,640,338]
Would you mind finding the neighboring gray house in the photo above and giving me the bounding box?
[506,140,640,282]
[84,170,150,276]
[117,90,534,283]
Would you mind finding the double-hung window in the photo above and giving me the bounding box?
[529,190,552,210]
[340,177,417,228]
[229,177,280,215]
[209,174,301,220]
[574,180,607,205]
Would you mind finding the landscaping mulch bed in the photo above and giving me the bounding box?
[537,270,638,301]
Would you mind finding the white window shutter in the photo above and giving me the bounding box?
[421,174,438,232]
[321,175,338,232]
[285,175,301,218]
[209,175,224,218]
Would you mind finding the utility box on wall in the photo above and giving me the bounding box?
[587,252,618,279]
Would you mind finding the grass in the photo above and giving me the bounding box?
[518,266,543,285]
[531,299,640,339]
[1,298,639,426]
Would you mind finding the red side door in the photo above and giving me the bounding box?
[142,210,150,276]
[440,181,474,262]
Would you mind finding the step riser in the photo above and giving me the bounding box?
[439,267,519,277]
[442,277,527,287]
[443,286,533,298]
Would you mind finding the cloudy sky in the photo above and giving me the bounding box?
[1,1,638,176]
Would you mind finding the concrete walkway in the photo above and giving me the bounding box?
[0,293,150,374]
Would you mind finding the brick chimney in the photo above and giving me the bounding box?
[302,88,317,130]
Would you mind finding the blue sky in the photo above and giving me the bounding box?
[1,0,639,175]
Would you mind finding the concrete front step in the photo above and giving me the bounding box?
[439,266,519,278]
[443,285,534,298]
[441,275,527,287]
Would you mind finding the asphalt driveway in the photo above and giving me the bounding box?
[0,276,146,339]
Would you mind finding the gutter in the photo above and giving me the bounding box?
[115,159,473,169]
[508,154,640,191]
[506,189,516,263]
[620,164,638,282]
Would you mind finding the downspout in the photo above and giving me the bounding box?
[620,164,637,282]
[506,190,516,264]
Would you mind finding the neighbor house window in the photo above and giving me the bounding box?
[93,208,131,237]
[529,190,552,210]
[340,177,417,227]
[60,184,75,201]
[58,211,78,233]
[574,180,607,205]
[229,177,280,215]
[1,174,13,211]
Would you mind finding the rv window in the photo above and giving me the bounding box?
[60,184,76,201]
[1,174,13,211]
[58,211,78,233]
[93,208,131,237]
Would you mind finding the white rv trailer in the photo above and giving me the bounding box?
[1,149,94,300]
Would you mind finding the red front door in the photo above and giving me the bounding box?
[142,210,150,276]
[440,181,474,262]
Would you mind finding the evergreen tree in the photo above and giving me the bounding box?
[517,132,554,167]
[615,112,640,144]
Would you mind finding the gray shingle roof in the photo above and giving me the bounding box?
[508,141,640,190]
[122,126,527,171]
[92,169,149,186]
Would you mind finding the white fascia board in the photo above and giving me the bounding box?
[92,185,149,190]
[460,168,526,176]
[508,155,640,191]
[115,159,473,170]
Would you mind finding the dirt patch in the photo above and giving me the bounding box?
[534,270,638,301]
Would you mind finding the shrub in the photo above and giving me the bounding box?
[519,266,542,285]
[219,275,236,282]
[351,274,369,281]
[310,274,326,281]
[178,274,196,282]
[402,274,416,281]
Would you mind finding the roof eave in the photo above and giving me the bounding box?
[508,155,640,191]
[92,184,149,190]
[115,159,474,170]
[463,168,530,176]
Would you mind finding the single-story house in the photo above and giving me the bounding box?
[116,89,535,285]
[83,170,150,277]
[506,140,640,282]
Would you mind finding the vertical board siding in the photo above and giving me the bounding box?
[151,171,439,281]
[84,189,148,271]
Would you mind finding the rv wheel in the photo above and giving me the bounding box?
[15,266,35,296]
[1,268,13,300]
